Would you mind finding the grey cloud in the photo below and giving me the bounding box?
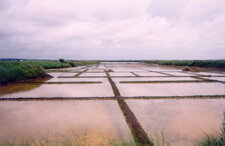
[0,0,225,59]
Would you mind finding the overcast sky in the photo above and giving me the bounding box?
[0,0,225,60]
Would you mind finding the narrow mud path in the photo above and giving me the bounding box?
[105,69,153,145]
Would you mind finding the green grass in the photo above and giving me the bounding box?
[17,60,99,69]
[0,137,137,146]
[198,112,225,146]
[198,135,224,146]
[27,61,71,69]
[0,60,99,84]
[145,60,225,68]
[0,61,47,84]
[68,61,99,67]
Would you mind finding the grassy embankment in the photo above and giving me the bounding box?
[145,60,225,68]
[0,61,98,84]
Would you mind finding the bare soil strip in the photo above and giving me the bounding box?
[105,70,153,145]
[1,95,224,101]
[119,80,216,84]
[122,95,225,99]
[192,76,225,84]
[7,81,102,84]
[131,72,140,77]
[58,76,107,78]
[74,69,89,77]
[57,75,220,78]
[0,97,115,101]
[148,70,175,76]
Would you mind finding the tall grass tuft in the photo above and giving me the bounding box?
[198,112,225,146]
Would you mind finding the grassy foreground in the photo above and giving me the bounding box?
[0,60,98,84]
[145,60,225,68]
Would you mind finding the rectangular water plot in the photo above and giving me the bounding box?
[201,77,225,82]
[47,72,77,78]
[109,67,145,72]
[192,72,225,76]
[45,77,106,82]
[116,83,225,97]
[163,71,196,76]
[79,73,106,77]
[0,100,133,145]
[126,99,225,146]
[0,79,114,98]
[134,72,169,76]
[109,72,135,77]
[112,77,201,84]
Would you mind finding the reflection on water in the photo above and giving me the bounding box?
[109,72,135,77]
[126,99,225,146]
[0,83,41,96]
[0,81,114,98]
[116,83,225,97]
[112,77,200,83]
[0,100,133,145]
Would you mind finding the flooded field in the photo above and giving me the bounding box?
[109,72,135,77]
[162,71,196,76]
[126,99,225,146]
[112,77,201,82]
[202,77,225,82]
[48,72,77,77]
[134,72,168,76]
[0,100,133,145]
[193,72,225,76]
[115,82,225,97]
[80,73,106,77]
[0,81,114,98]
[0,62,224,145]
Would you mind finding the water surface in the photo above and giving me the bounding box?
[116,83,225,97]
[0,100,133,145]
[126,99,225,146]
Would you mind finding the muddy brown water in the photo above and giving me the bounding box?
[126,99,225,146]
[0,81,114,98]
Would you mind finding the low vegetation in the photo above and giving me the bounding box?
[198,113,225,146]
[0,138,137,146]
[0,61,49,84]
[145,60,225,68]
[0,60,99,84]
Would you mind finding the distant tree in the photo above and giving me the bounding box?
[59,58,65,63]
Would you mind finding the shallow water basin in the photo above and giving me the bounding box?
[79,73,106,77]
[109,72,135,77]
[112,77,201,84]
[163,72,196,76]
[47,72,77,78]
[0,100,133,145]
[45,77,106,82]
[201,77,225,82]
[116,83,225,97]
[193,72,225,76]
[0,79,113,98]
[134,72,169,76]
[126,99,225,146]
